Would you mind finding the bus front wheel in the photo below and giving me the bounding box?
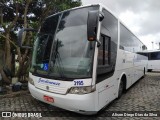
[118,80,124,98]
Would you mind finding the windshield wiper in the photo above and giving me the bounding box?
[50,39,66,78]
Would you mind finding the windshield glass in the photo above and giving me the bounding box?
[30,6,99,80]
[30,14,60,74]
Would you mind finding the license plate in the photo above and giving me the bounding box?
[43,95,54,103]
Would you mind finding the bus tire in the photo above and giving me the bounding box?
[142,68,146,78]
[118,79,124,98]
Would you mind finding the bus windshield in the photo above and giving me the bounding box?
[30,6,98,80]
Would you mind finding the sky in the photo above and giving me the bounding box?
[82,0,160,50]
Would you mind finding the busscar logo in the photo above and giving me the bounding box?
[38,78,60,86]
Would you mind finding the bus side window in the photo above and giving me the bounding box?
[98,35,110,66]
[97,34,112,82]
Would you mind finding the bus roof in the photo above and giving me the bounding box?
[44,3,147,49]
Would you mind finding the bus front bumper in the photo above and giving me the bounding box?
[28,83,97,114]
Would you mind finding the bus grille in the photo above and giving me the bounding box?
[35,84,68,95]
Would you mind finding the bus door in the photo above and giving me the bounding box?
[97,34,115,109]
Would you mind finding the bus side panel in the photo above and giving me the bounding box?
[117,51,147,88]
[96,75,117,110]
[148,60,160,70]
[96,49,134,110]
[133,53,147,83]
[116,49,134,88]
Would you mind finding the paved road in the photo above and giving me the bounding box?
[0,72,160,120]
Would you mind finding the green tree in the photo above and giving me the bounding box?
[0,0,81,82]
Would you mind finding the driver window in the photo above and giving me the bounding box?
[97,34,111,82]
[98,35,110,66]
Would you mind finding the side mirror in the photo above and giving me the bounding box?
[18,28,37,49]
[87,11,104,44]
[87,10,99,41]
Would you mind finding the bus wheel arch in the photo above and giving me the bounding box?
[147,69,152,72]
[118,74,127,98]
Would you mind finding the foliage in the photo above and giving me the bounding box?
[0,0,82,81]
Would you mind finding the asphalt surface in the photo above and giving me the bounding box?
[0,72,160,120]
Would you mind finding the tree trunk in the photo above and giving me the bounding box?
[16,48,29,81]
[5,33,11,71]
[0,69,11,84]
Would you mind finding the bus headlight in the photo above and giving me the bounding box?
[28,77,34,86]
[68,86,96,94]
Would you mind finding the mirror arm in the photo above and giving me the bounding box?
[18,28,37,48]
[96,39,101,47]
[99,11,104,21]
[96,12,104,47]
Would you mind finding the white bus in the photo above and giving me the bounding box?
[18,4,148,114]
[138,50,160,72]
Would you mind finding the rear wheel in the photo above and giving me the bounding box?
[142,68,146,78]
